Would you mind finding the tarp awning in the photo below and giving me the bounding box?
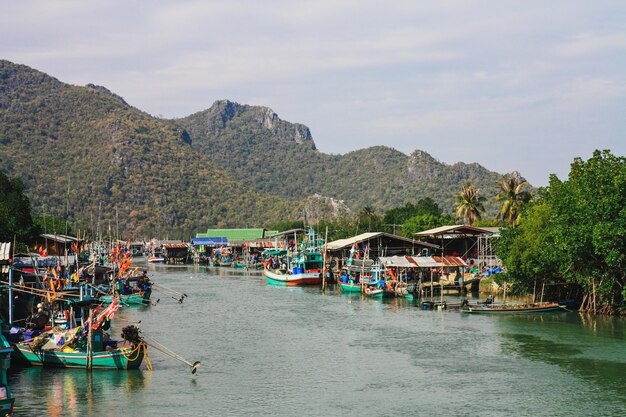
[191,237,228,246]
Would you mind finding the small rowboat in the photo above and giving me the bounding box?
[460,302,562,314]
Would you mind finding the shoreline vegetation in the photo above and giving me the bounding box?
[2,152,625,315]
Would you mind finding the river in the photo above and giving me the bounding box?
[9,265,626,416]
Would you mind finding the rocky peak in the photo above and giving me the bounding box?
[85,83,128,105]
[407,150,445,180]
[204,99,316,150]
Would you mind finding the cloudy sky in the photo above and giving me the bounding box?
[2,1,625,185]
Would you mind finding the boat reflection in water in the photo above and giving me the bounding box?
[9,367,148,417]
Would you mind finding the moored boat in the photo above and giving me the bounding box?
[263,228,324,286]
[460,302,562,314]
[0,322,14,416]
[13,324,146,370]
[13,342,145,370]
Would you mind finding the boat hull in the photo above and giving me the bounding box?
[14,344,144,370]
[339,283,362,293]
[0,398,13,415]
[101,292,150,305]
[461,303,562,314]
[264,269,322,286]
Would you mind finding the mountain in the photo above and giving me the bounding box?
[0,60,519,238]
[176,101,508,215]
[0,60,299,238]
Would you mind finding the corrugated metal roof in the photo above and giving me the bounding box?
[40,234,79,243]
[415,225,494,237]
[163,243,189,249]
[407,256,441,267]
[432,256,468,267]
[325,232,382,250]
[379,256,414,268]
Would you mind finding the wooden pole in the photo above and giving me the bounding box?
[86,307,93,371]
[540,281,545,304]
[322,226,328,293]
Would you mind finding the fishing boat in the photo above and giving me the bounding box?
[263,228,323,286]
[362,283,383,297]
[100,291,150,306]
[339,281,362,293]
[147,253,165,264]
[13,324,146,370]
[460,302,562,314]
[14,340,145,369]
[0,322,14,416]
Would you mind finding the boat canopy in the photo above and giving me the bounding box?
[191,237,228,246]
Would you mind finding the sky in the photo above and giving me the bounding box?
[2,1,625,186]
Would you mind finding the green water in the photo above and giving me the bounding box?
[10,266,626,416]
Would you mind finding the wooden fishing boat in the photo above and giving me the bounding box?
[13,343,145,369]
[13,325,146,370]
[460,302,562,314]
[100,291,150,306]
[264,268,322,286]
[363,285,383,297]
[147,254,165,264]
[263,228,324,286]
[339,282,362,293]
[0,324,14,416]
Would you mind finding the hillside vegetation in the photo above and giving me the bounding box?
[1,60,520,237]
[0,60,299,238]
[177,102,507,215]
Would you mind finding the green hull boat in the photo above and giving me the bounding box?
[13,343,145,370]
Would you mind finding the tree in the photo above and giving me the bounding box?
[454,183,486,225]
[496,150,626,314]
[402,213,455,238]
[357,206,381,232]
[495,172,531,226]
[0,171,40,245]
[383,198,444,234]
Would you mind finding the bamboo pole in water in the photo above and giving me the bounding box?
[322,226,328,293]
[86,308,93,371]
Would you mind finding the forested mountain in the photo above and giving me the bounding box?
[0,60,299,238]
[1,60,518,238]
[177,102,506,214]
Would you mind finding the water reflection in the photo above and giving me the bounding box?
[497,314,626,407]
[9,368,148,417]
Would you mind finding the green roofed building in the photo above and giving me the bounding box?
[196,228,277,241]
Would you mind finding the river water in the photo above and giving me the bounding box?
[9,265,626,416]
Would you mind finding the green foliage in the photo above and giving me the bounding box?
[495,173,532,226]
[454,183,486,225]
[178,102,508,217]
[0,60,299,239]
[0,60,515,239]
[0,170,40,244]
[33,214,73,236]
[496,150,626,313]
[382,198,442,230]
[402,213,454,238]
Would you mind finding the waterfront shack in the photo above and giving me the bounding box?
[325,232,439,272]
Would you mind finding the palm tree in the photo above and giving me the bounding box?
[495,172,531,226]
[455,183,486,225]
[357,206,380,232]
